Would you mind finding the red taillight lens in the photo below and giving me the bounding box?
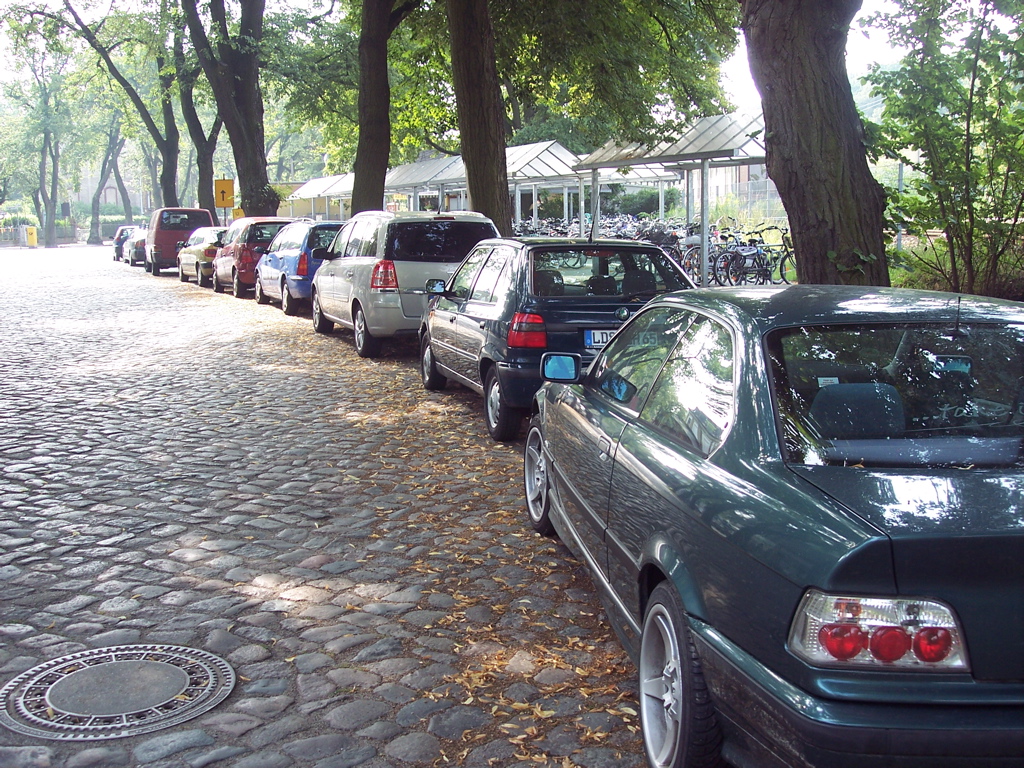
[869,626,911,662]
[818,624,867,661]
[297,252,309,277]
[790,590,967,671]
[204,247,217,259]
[913,627,953,663]
[370,260,398,290]
[507,313,547,348]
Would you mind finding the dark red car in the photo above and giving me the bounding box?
[211,216,292,297]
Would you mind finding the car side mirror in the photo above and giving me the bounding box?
[253,246,266,255]
[425,278,447,295]
[541,353,582,383]
[311,247,330,261]
[175,241,185,251]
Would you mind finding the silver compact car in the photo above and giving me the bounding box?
[310,211,499,357]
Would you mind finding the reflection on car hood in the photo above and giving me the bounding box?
[790,466,1024,536]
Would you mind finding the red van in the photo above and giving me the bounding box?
[146,208,215,275]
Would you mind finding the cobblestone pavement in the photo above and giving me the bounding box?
[0,246,644,768]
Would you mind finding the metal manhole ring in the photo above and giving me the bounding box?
[0,644,235,741]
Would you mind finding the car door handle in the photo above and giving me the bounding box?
[478,321,486,329]
[597,437,613,459]
[449,316,456,323]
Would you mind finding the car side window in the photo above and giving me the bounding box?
[449,247,492,300]
[641,314,735,457]
[330,223,353,256]
[469,247,512,303]
[587,308,693,412]
[343,220,370,258]
[359,220,380,258]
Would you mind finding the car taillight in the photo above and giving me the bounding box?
[789,590,967,670]
[297,252,309,277]
[507,312,547,348]
[370,260,398,290]
[204,247,217,259]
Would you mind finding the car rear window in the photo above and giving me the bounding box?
[247,223,288,245]
[531,248,690,297]
[160,211,211,230]
[309,225,341,250]
[386,221,496,263]
[769,322,1024,467]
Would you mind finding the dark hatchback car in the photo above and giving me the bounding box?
[525,285,1024,768]
[419,237,693,441]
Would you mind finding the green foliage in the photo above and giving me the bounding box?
[491,0,739,144]
[864,0,1024,298]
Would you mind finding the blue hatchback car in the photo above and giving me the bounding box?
[255,220,343,315]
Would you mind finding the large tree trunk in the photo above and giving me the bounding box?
[446,0,513,235]
[741,0,888,285]
[180,0,279,216]
[39,129,59,248]
[351,0,393,214]
[88,123,124,244]
[176,30,223,223]
[351,0,421,214]
[112,159,133,224]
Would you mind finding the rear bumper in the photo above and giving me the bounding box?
[692,620,1024,768]
[285,276,313,300]
[495,360,543,410]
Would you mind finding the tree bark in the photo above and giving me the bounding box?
[180,0,279,216]
[88,122,124,244]
[446,0,513,235]
[351,0,393,214]
[741,0,888,285]
[112,159,132,224]
[38,129,59,248]
[176,31,223,224]
[351,0,421,214]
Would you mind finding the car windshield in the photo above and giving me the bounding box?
[386,221,496,263]
[246,223,288,244]
[768,322,1024,468]
[531,247,689,298]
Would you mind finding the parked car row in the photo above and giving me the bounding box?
[115,210,1024,768]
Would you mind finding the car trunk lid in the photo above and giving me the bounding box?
[791,466,1024,681]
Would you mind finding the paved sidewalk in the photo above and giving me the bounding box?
[0,247,643,768]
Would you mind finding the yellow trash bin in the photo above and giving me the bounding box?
[26,227,37,247]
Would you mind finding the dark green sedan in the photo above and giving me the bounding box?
[524,285,1024,768]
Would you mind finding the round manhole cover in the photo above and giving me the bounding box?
[0,645,235,741]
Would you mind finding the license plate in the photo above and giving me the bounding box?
[584,329,616,349]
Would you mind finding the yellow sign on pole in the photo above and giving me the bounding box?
[215,179,235,209]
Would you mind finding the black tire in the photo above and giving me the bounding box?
[484,367,522,442]
[281,282,298,316]
[420,334,446,391]
[523,415,554,535]
[254,275,270,305]
[178,261,189,282]
[352,304,382,358]
[312,290,333,334]
[197,265,210,288]
[212,270,225,293]
[640,582,723,768]
[232,271,248,298]
[151,259,161,276]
